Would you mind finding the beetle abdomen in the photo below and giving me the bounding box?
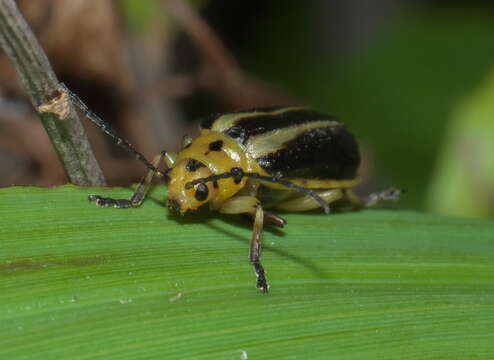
[255,125,360,180]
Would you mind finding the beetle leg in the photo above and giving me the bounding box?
[89,151,176,208]
[274,189,343,212]
[250,204,268,292]
[264,211,287,227]
[218,196,269,293]
[343,189,364,209]
[345,188,402,209]
[218,196,259,214]
[245,210,287,228]
[363,187,402,207]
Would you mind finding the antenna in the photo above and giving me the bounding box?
[59,83,159,174]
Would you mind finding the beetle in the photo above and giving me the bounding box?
[62,85,400,293]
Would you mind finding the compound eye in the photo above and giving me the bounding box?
[194,183,209,202]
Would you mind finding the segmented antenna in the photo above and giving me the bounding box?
[186,167,330,214]
[59,83,158,173]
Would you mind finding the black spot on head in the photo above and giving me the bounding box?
[208,140,223,152]
[230,167,244,183]
[185,159,206,172]
[213,180,219,189]
[194,183,209,202]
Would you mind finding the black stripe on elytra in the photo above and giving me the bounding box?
[256,125,360,180]
[185,159,206,172]
[200,106,288,130]
[225,109,338,144]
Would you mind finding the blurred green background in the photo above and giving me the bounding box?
[1,0,493,219]
[245,2,494,216]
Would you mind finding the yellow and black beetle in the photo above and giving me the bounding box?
[63,85,400,293]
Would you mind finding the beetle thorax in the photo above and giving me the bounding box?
[166,131,255,213]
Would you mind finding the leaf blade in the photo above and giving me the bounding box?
[1,186,493,359]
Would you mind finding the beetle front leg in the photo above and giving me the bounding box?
[89,151,176,208]
[218,196,269,293]
[250,204,268,292]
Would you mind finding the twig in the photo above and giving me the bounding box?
[0,0,105,186]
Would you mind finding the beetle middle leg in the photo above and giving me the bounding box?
[89,151,176,208]
[274,189,344,212]
[218,196,269,292]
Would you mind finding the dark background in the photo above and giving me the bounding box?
[1,0,493,218]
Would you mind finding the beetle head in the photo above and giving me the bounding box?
[166,158,217,214]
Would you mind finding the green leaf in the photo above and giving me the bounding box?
[1,186,493,359]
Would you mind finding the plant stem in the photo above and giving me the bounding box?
[0,0,105,186]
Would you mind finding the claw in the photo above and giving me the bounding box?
[365,187,403,207]
[253,262,269,293]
